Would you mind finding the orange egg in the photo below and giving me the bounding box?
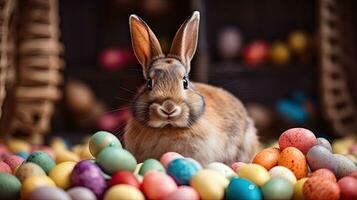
[278,147,307,179]
[303,176,340,200]
[253,147,281,170]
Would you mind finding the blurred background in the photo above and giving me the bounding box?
[0,0,356,145]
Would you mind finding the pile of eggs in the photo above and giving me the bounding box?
[0,128,356,200]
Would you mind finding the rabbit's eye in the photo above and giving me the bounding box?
[183,77,189,89]
[146,79,153,90]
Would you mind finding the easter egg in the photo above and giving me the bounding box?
[96,147,137,174]
[26,151,56,174]
[104,184,145,200]
[225,177,262,200]
[16,151,29,159]
[21,175,55,199]
[243,40,269,66]
[55,150,80,163]
[231,162,247,172]
[89,131,122,157]
[71,160,107,198]
[28,186,71,200]
[108,171,140,188]
[207,162,236,178]
[0,162,12,174]
[15,162,46,182]
[317,137,332,152]
[49,161,76,189]
[217,27,242,59]
[270,41,290,65]
[337,176,357,200]
[3,155,24,172]
[269,166,296,184]
[162,186,199,200]
[0,173,21,200]
[293,177,308,200]
[190,169,229,200]
[160,152,184,168]
[142,171,177,199]
[334,154,357,178]
[67,187,97,200]
[303,176,340,200]
[306,145,337,173]
[79,145,94,160]
[34,146,56,160]
[185,157,203,170]
[311,168,336,182]
[167,158,199,185]
[7,139,30,153]
[139,158,165,175]
[238,164,270,186]
[253,147,281,170]
[278,147,308,179]
[261,177,294,200]
[288,31,308,53]
[279,128,317,154]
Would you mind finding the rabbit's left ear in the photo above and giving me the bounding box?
[169,11,200,73]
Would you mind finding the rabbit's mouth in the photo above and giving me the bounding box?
[147,102,190,128]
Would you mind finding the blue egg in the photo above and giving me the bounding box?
[167,158,199,185]
[185,157,202,170]
[226,177,262,200]
[16,151,29,159]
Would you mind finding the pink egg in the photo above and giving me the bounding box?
[163,186,199,200]
[338,176,357,200]
[3,155,24,172]
[0,145,9,156]
[0,162,12,174]
[231,162,247,172]
[160,152,184,168]
[279,128,317,154]
[142,171,177,199]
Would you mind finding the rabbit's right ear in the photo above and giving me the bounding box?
[129,15,163,78]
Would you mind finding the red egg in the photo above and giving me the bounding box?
[108,171,140,189]
[337,177,357,200]
[243,40,269,67]
[303,176,340,200]
[142,171,177,199]
[311,168,336,182]
[0,162,12,174]
[99,48,134,71]
[162,186,199,200]
[279,128,317,154]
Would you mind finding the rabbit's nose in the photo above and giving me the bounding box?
[160,100,178,116]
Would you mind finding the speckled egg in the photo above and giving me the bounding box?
[162,186,199,200]
[71,160,107,198]
[89,131,122,157]
[278,147,307,179]
[108,171,140,188]
[160,152,184,168]
[0,173,21,200]
[317,137,332,152]
[338,176,357,200]
[262,177,294,200]
[49,161,76,189]
[190,169,229,200]
[279,128,317,154]
[96,147,137,174]
[303,176,340,200]
[306,145,337,173]
[21,175,55,199]
[269,166,296,184]
[26,151,56,174]
[225,177,262,200]
[104,184,145,200]
[15,162,46,182]
[238,164,270,186]
[3,155,24,172]
[167,158,199,185]
[207,162,236,179]
[28,186,71,200]
[67,187,97,200]
[0,162,12,174]
[311,168,336,182]
[293,177,308,200]
[253,147,281,170]
[334,154,357,178]
[142,171,178,199]
[139,158,165,175]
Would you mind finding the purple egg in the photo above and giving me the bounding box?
[71,160,106,198]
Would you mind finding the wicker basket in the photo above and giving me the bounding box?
[0,0,63,144]
[319,0,357,135]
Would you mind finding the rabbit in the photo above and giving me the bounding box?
[124,11,259,166]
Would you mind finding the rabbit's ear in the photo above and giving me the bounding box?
[169,11,200,72]
[129,15,163,76]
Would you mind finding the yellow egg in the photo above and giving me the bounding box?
[21,175,55,199]
[55,150,80,163]
[71,145,83,155]
[7,139,30,153]
[79,145,94,160]
[332,137,355,154]
[270,42,290,65]
[49,161,76,189]
[104,184,145,200]
[293,177,308,200]
[134,163,143,175]
[238,164,270,186]
[190,169,229,200]
[50,137,67,152]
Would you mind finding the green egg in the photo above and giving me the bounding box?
[96,147,137,174]
[139,159,165,175]
[261,177,293,200]
[89,131,122,157]
[0,173,21,200]
[26,151,56,174]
